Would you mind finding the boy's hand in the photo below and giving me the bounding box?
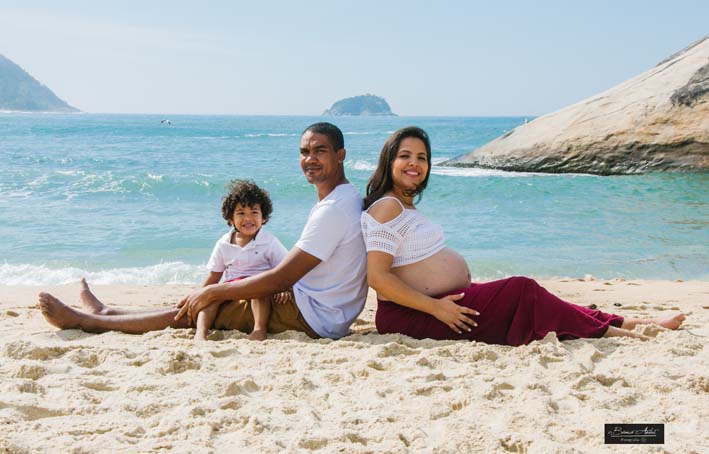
[273,290,293,304]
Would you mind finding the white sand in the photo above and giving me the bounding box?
[1,279,708,453]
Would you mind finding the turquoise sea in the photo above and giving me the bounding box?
[1,113,707,285]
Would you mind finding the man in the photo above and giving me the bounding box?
[39,122,368,340]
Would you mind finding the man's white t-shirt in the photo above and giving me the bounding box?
[294,183,368,339]
[207,228,288,282]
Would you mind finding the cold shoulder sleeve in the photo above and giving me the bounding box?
[360,212,404,257]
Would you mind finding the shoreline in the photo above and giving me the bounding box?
[2,265,707,286]
[2,279,707,452]
[4,278,708,317]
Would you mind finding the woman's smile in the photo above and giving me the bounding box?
[391,137,429,190]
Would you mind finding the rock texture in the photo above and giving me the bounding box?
[445,37,709,174]
[0,54,78,112]
[323,94,396,116]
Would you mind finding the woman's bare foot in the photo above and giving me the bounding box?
[38,293,83,330]
[603,325,650,341]
[621,312,686,331]
[247,329,267,341]
[79,278,111,315]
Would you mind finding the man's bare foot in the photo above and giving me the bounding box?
[655,313,686,330]
[79,278,111,315]
[39,293,82,330]
[247,329,267,341]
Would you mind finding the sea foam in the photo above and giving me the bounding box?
[347,160,376,171]
[0,262,204,286]
[430,166,539,178]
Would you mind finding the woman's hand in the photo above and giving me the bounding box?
[432,293,479,334]
[175,286,215,324]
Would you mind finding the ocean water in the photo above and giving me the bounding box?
[1,113,707,285]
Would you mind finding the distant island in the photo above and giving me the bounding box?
[0,54,79,112]
[323,94,396,116]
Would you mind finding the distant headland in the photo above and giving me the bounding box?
[0,55,79,113]
[323,94,396,116]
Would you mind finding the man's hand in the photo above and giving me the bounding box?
[431,293,479,334]
[273,290,293,305]
[175,286,215,325]
[175,248,320,324]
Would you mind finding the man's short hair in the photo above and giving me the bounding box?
[302,122,344,151]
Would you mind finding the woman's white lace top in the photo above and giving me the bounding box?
[361,196,446,267]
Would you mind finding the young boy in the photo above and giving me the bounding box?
[196,179,290,341]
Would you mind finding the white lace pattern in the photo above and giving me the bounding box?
[361,197,446,267]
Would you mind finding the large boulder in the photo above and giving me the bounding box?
[444,37,709,174]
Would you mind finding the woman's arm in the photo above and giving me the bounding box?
[367,250,478,334]
[365,199,478,334]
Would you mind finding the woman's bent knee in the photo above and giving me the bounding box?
[508,276,538,287]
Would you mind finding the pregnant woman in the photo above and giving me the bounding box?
[361,126,685,345]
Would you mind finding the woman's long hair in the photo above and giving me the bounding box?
[364,126,432,209]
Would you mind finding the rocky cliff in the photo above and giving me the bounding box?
[444,37,709,174]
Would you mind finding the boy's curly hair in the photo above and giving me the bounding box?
[221,179,273,226]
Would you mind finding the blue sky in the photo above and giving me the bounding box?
[0,1,706,115]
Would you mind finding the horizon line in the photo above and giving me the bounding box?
[0,111,538,118]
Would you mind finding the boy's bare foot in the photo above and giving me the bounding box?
[39,293,82,330]
[247,329,267,341]
[79,278,111,315]
[655,313,686,330]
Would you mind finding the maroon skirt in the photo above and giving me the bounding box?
[376,276,623,346]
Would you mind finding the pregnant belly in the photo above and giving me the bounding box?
[391,248,471,296]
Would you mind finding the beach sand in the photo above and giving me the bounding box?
[1,279,707,453]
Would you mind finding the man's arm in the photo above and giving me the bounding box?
[175,247,321,323]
